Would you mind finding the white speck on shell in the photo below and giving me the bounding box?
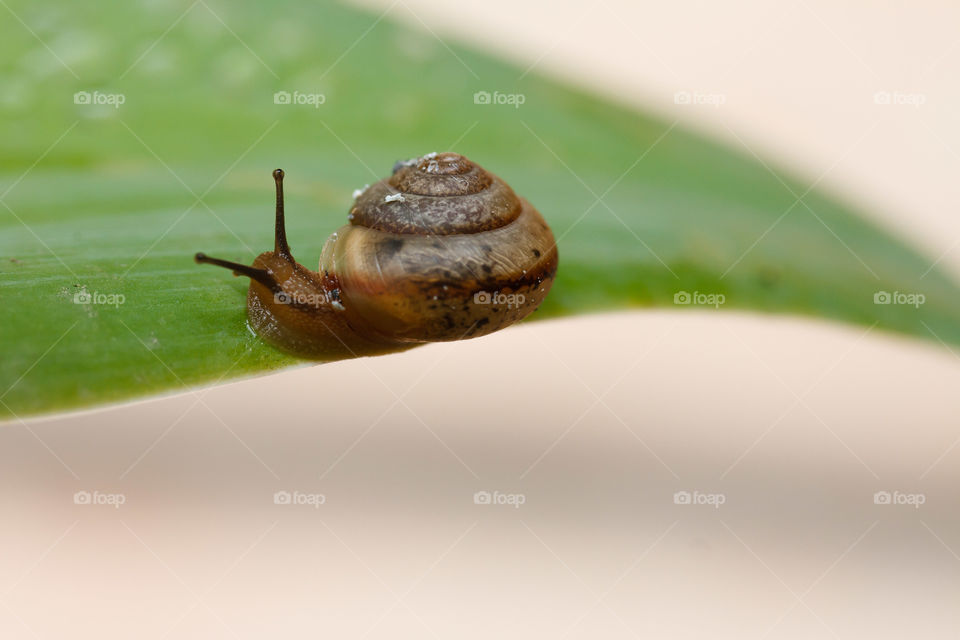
[331,300,346,311]
[384,193,405,203]
[351,183,369,199]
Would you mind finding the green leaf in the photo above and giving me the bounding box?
[1,0,957,418]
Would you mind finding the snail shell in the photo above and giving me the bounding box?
[196,152,558,360]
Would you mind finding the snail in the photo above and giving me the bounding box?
[195,152,558,359]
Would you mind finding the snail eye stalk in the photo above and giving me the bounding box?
[273,168,293,261]
[195,169,297,291]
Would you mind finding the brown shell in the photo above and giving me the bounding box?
[320,152,558,343]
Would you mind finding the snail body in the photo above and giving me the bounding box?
[196,152,558,359]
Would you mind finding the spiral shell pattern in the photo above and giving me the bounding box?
[320,152,559,343]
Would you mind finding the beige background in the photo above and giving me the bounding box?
[3,1,960,638]
[4,313,960,637]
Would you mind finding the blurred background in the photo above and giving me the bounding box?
[2,0,959,637]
